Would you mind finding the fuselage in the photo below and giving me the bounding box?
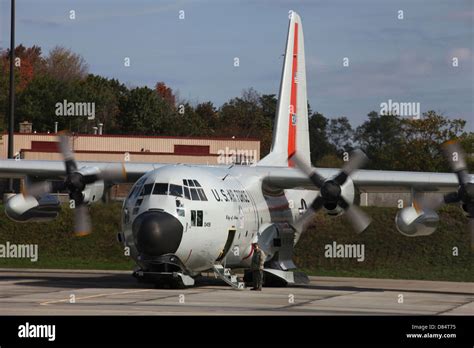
[121,164,317,275]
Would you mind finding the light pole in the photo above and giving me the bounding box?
[7,0,16,192]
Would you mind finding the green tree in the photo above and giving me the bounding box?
[355,111,404,170]
[16,74,82,132]
[195,101,218,136]
[396,111,468,172]
[327,116,354,154]
[169,103,208,137]
[259,94,277,124]
[355,110,470,172]
[78,75,128,133]
[217,88,273,155]
[117,86,171,135]
[308,112,336,166]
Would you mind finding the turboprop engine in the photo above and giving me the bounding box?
[5,193,61,222]
[3,133,126,235]
[395,206,439,237]
[323,177,355,216]
[292,149,372,233]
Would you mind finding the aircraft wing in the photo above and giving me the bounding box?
[0,159,163,182]
[259,166,470,192]
[0,159,470,192]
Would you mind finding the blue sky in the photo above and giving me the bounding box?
[1,0,473,130]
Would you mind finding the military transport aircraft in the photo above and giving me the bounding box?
[0,12,472,288]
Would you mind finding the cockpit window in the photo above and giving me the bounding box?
[181,179,207,201]
[140,183,154,196]
[169,184,183,197]
[183,186,190,199]
[196,188,207,201]
[190,188,199,200]
[128,177,146,200]
[153,183,169,195]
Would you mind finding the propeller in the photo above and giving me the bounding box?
[58,133,127,236]
[414,140,474,250]
[291,149,372,233]
[22,132,127,236]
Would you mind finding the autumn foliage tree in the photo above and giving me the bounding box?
[155,82,175,106]
[43,46,88,82]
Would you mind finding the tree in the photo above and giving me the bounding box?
[355,111,404,169]
[0,45,46,126]
[396,111,468,172]
[355,110,470,172]
[217,88,273,155]
[117,86,171,135]
[16,74,82,132]
[44,46,88,82]
[1,45,45,92]
[78,75,128,133]
[308,112,336,165]
[259,94,277,124]
[327,116,354,154]
[195,101,218,135]
[155,82,176,106]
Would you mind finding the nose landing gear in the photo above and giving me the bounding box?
[133,254,195,288]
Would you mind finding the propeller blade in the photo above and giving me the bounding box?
[442,140,469,186]
[443,191,461,204]
[22,181,52,198]
[334,149,368,185]
[412,191,448,211]
[293,206,316,231]
[80,163,127,186]
[290,154,324,188]
[339,197,372,233]
[74,204,92,237]
[293,196,324,231]
[58,133,77,174]
[98,163,128,182]
[310,195,325,211]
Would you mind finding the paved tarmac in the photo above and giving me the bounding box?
[0,268,472,315]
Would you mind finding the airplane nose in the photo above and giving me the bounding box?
[132,211,183,257]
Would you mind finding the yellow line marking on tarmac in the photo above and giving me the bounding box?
[40,289,152,306]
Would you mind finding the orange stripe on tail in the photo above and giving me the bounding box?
[288,22,298,167]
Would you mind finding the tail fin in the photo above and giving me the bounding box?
[258,12,310,167]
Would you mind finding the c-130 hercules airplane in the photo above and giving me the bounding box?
[1,12,472,288]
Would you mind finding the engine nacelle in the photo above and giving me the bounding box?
[74,166,105,204]
[5,194,61,222]
[395,206,439,237]
[323,177,355,216]
[82,180,105,204]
